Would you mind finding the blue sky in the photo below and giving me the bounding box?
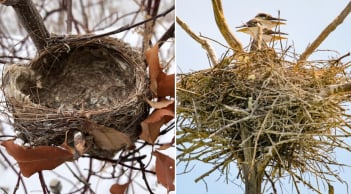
[176,0,351,193]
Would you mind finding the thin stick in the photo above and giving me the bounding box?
[66,0,72,34]
[297,1,351,65]
[176,17,218,67]
[53,5,174,44]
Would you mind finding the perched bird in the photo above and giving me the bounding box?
[254,13,286,29]
[237,20,288,42]
[236,18,287,51]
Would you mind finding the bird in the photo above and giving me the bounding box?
[237,20,288,42]
[253,13,287,29]
[236,18,287,51]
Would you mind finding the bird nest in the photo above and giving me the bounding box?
[177,49,351,177]
[2,36,150,158]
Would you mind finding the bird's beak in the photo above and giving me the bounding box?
[236,24,248,29]
[236,27,251,32]
[271,35,288,41]
[271,20,286,26]
[267,16,287,22]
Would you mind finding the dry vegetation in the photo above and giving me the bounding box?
[177,47,351,192]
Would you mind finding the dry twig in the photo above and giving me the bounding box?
[176,17,218,66]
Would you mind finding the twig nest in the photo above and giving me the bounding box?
[177,49,350,173]
[3,36,150,158]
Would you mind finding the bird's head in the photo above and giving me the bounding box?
[254,13,287,26]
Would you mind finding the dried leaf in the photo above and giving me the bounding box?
[153,151,175,192]
[110,182,130,194]
[146,98,174,109]
[140,104,174,144]
[145,44,163,96]
[157,73,175,98]
[1,139,74,177]
[145,44,174,98]
[85,121,133,150]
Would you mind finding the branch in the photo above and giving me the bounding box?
[1,0,50,51]
[320,82,351,97]
[142,0,160,51]
[50,5,175,44]
[158,22,174,48]
[297,1,351,65]
[211,0,243,52]
[66,0,73,34]
[176,17,218,67]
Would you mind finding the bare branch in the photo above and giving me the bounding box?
[211,0,243,52]
[51,5,175,44]
[158,22,174,48]
[66,0,73,34]
[176,17,218,67]
[297,1,351,65]
[1,0,50,51]
[320,82,351,97]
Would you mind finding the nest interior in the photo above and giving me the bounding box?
[177,49,351,176]
[3,36,150,158]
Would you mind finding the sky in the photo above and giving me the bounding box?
[176,0,351,194]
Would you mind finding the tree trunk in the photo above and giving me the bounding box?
[240,127,265,194]
[242,163,264,194]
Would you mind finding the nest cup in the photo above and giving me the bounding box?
[3,36,150,157]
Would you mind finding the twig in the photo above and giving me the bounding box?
[297,1,351,65]
[66,0,72,34]
[211,0,243,52]
[194,158,227,183]
[82,158,94,193]
[158,22,174,48]
[176,16,218,67]
[138,159,154,194]
[52,5,174,44]
[38,171,50,194]
[209,115,262,138]
[1,0,50,51]
[142,0,160,51]
[0,149,28,193]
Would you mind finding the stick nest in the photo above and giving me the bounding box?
[177,49,351,181]
[2,36,150,158]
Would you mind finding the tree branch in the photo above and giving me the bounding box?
[158,22,174,48]
[211,0,243,52]
[297,1,351,65]
[51,5,175,44]
[320,82,351,97]
[176,17,218,67]
[1,0,50,51]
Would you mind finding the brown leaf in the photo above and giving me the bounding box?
[110,182,130,194]
[153,151,175,192]
[140,104,174,144]
[145,44,163,96]
[157,73,175,98]
[85,121,133,150]
[146,98,174,109]
[1,139,74,177]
